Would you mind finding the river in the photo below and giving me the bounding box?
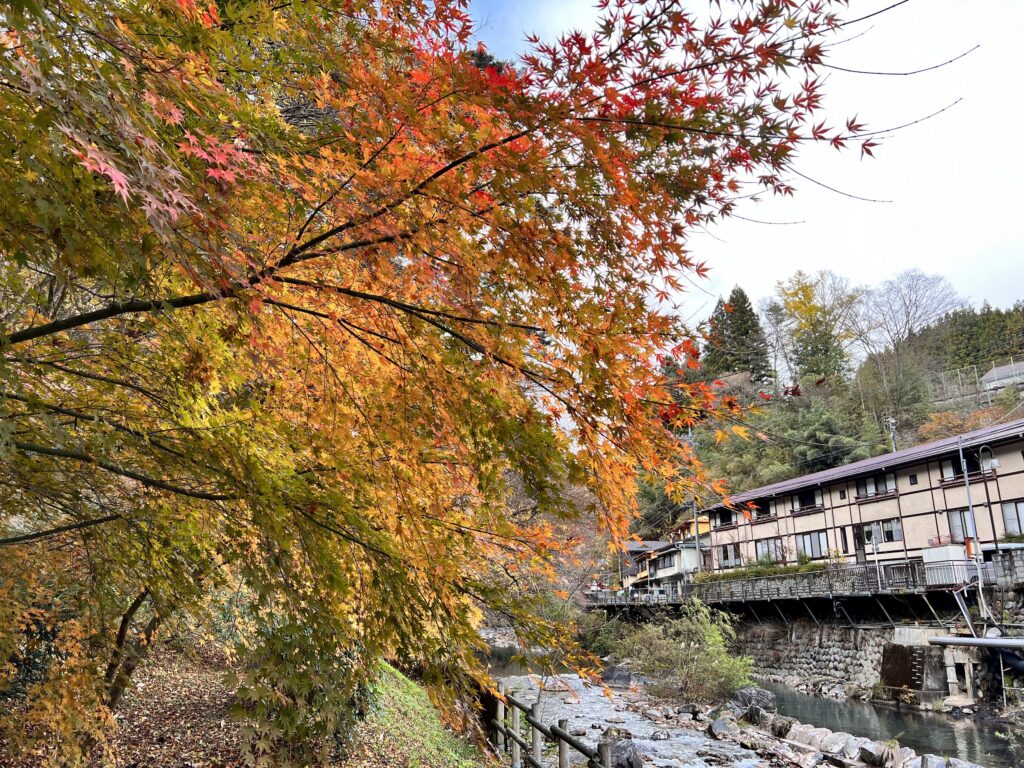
[761,680,1014,768]
[487,647,1016,767]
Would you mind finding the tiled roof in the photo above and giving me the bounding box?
[624,540,668,552]
[981,361,1024,383]
[702,416,1024,512]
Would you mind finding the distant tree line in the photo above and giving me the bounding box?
[637,269,1024,537]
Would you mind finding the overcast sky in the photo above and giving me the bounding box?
[468,0,1024,320]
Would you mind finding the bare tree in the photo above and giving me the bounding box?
[852,270,964,436]
[855,269,964,355]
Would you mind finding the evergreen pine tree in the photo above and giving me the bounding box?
[702,298,732,377]
[726,286,772,383]
[701,287,773,383]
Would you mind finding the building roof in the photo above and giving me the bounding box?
[702,416,1024,512]
[624,540,668,553]
[981,361,1024,384]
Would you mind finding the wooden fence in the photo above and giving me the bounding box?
[490,681,612,768]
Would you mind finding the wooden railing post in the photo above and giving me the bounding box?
[600,737,613,768]
[497,681,506,752]
[558,718,570,768]
[531,703,542,763]
[510,694,521,768]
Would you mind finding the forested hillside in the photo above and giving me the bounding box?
[635,271,1024,537]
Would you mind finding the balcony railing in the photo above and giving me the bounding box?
[939,469,997,488]
[585,558,997,607]
[855,489,897,504]
[791,504,824,517]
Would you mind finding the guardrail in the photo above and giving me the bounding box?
[490,681,611,768]
[585,558,997,607]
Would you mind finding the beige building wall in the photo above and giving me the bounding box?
[706,435,1024,571]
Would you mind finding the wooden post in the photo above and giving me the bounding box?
[558,718,569,768]
[600,737,613,768]
[530,703,542,763]
[497,682,506,751]
[510,694,521,768]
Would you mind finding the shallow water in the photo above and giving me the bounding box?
[761,680,1015,768]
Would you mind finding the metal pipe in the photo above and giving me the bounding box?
[928,636,1024,649]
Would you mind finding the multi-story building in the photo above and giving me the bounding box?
[643,515,712,597]
[702,417,1024,572]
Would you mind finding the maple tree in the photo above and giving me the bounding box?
[0,0,877,763]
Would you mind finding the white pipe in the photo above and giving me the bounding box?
[928,636,1024,649]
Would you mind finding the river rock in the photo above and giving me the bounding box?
[604,734,643,768]
[732,685,777,710]
[860,740,901,767]
[805,727,832,749]
[842,736,868,760]
[651,729,671,741]
[601,663,634,688]
[770,715,797,738]
[707,717,740,740]
[819,731,853,754]
[570,728,586,736]
[676,703,701,716]
[788,722,815,744]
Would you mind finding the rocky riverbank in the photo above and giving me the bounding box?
[498,673,991,768]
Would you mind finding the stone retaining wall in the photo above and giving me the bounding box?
[736,620,888,693]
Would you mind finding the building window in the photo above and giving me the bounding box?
[1002,500,1024,536]
[881,518,903,543]
[755,538,784,563]
[947,509,976,544]
[839,527,849,553]
[794,488,823,512]
[796,530,829,559]
[838,489,847,500]
[719,543,742,569]
[861,518,903,545]
[716,509,734,528]
[909,473,918,486]
[856,473,897,499]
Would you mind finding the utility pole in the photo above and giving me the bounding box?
[957,436,980,560]
[884,416,899,452]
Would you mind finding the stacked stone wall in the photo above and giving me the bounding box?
[736,621,887,693]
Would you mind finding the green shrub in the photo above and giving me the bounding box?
[611,600,752,701]
[693,559,827,584]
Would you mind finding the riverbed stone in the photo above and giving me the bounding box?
[788,722,815,744]
[842,736,868,760]
[770,715,797,738]
[604,734,643,768]
[707,717,740,740]
[858,741,890,766]
[676,703,701,716]
[805,727,832,749]
[732,685,777,710]
[819,731,853,754]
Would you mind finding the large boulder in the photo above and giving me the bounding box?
[819,731,853,755]
[601,663,634,688]
[601,730,643,768]
[707,717,741,740]
[732,685,777,710]
[770,715,798,738]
